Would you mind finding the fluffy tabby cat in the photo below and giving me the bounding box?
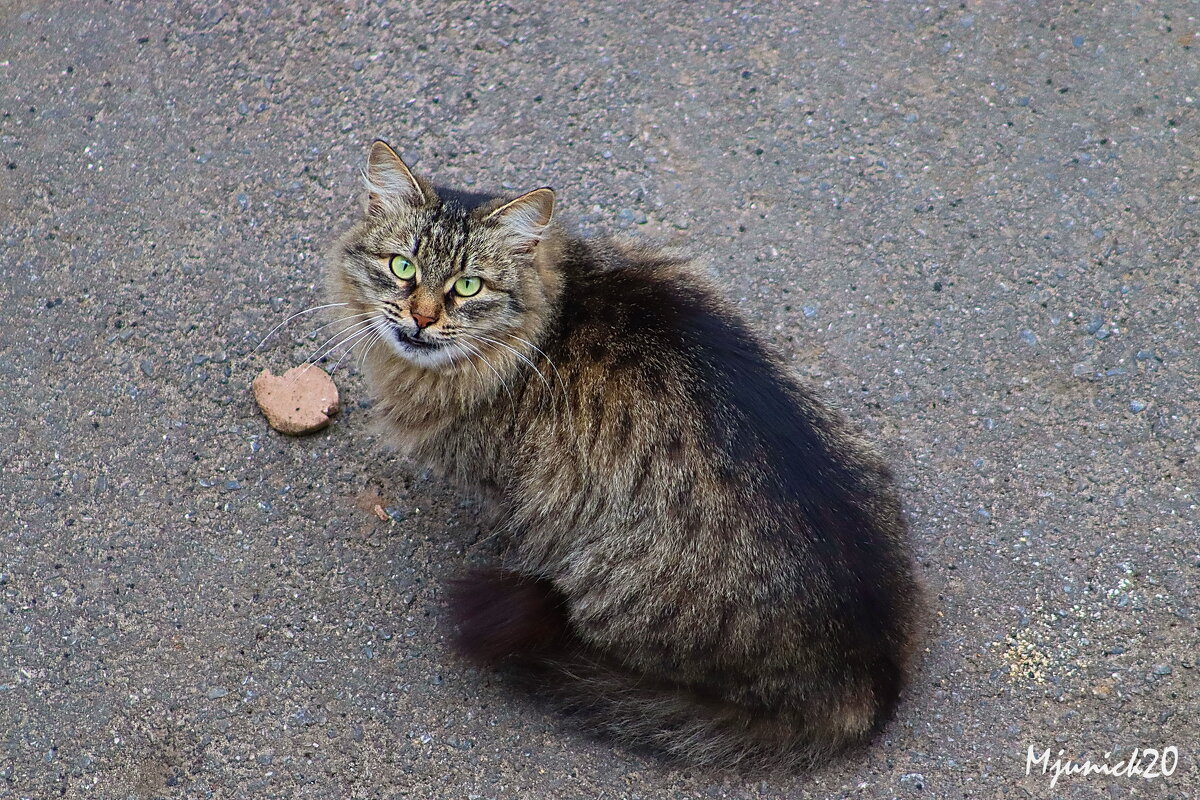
[324,140,924,768]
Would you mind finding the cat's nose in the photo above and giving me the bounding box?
[411,311,437,330]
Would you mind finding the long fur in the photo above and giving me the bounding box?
[324,142,926,770]
[446,568,875,769]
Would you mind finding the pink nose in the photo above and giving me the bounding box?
[411,311,436,330]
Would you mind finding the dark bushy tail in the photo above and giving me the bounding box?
[445,569,901,769]
[445,567,572,665]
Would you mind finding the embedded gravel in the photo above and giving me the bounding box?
[1,2,1197,799]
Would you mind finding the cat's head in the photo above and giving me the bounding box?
[327,140,559,370]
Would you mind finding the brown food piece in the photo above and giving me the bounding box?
[252,366,340,435]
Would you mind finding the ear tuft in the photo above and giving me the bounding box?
[484,188,555,251]
[363,140,429,214]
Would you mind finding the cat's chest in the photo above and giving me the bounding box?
[364,360,522,493]
[366,364,464,448]
[413,423,511,493]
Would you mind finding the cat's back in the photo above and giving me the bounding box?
[512,236,921,719]
[545,234,916,602]
[551,237,740,384]
[549,235,898,522]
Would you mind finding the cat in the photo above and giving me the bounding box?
[323,139,925,769]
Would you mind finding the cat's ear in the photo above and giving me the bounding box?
[484,188,555,251]
[363,140,430,214]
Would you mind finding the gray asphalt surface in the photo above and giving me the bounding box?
[2,2,1198,798]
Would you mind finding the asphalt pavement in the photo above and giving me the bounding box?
[1,2,1197,798]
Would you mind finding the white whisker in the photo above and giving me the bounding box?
[462,330,574,432]
[255,302,350,350]
[308,322,381,373]
[448,341,487,398]
[355,323,386,373]
[456,338,517,415]
[304,311,377,342]
[296,317,380,377]
[464,333,554,398]
[504,333,571,402]
[306,317,377,361]
[503,333,575,432]
[332,323,380,373]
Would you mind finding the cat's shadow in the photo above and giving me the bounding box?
[434,185,500,213]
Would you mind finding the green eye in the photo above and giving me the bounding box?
[453,276,482,297]
[389,255,416,280]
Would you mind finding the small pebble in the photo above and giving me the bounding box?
[1129,400,1147,413]
[206,687,229,699]
[292,707,317,725]
[1152,664,1172,676]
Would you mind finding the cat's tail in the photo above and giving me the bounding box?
[446,568,897,770]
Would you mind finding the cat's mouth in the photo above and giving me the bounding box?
[391,326,441,351]
[382,321,459,369]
